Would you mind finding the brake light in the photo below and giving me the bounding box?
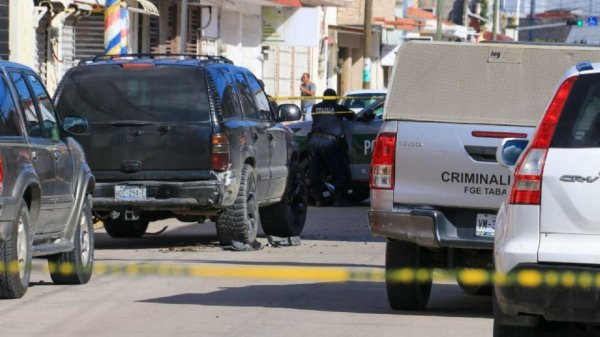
[370,132,396,189]
[509,76,576,205]
[121,63,155,69]
[472,131,527,139]
[211,133,230,171]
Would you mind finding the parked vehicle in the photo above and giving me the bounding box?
[290,98,385,204]
[494,61,600,336]
[367,41,600,310]
[339,89,387,113]
[0,61,95,299]
[54,54,306,246]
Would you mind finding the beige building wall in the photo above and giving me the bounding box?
[337,0,396,25]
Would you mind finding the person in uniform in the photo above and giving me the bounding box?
[308,88,354,207]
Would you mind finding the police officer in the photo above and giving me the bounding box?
[308,88,354,207]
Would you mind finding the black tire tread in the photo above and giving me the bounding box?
[103,215,149,238]
[49,195,94,285]
[216,164,258,245]
[260,160,307,237]
[385,240,432,310]
[0,202,31,299]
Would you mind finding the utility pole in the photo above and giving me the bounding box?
[463,0,469,28]
[179,0,188,54]
[436,0,444,41]
[528,0,535,41]
[492,0,500,39]
[363,0,372,89]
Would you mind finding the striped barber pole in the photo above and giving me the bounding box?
[104,0,123,55]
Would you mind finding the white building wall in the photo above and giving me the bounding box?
[9,0,36,67]
[220,3,262,78]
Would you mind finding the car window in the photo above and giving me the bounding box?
[26,73,59,140]
[10,71,42,138]
[206,67,242,119]
[246,74,272,121]
[340,93,386,109]
[0,76,22,136]
[233,71,258,120]
[554,74,600,148]
[56,65,211,123]
[373,105,384,120]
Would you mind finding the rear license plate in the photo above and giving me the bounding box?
[475,213,496,237]
[115,185,146,201]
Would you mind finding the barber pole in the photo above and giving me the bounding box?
[104,0,123,55]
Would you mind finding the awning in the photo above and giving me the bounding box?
[74,0,159,16]
[271,0,302,7]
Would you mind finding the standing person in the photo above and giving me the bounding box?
[308,88,354,207]
[300,73,316,121]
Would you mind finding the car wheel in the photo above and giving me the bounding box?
[49,194,94,285]
[216,164,259,245]
[0,201,32,299]
[260,160,307,237]
[457,278,492,296]
[103,214,149,238]
[385,239,432,310]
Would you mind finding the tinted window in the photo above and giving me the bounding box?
[26,73,59,140]
[207,68,242,119]
[246,74,272,120]
[0,76,22,136]
[10,72,42,137]
[554,74,600,148]
[56,65,211,123]
[233,71,258,120]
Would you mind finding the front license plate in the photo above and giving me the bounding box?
[475,213,496,237]
[115,185,146,201]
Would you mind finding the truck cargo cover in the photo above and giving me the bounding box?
[384,42,600,126]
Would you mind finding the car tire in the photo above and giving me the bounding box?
[385,239,432,310]
[103,214,149,238]
[216,164,259,246]
[260,160,307,237]
[49,194,94,285]
[0,201,32,299]
[457,278,492,296]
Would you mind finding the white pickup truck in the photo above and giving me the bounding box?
[367,41,600,310]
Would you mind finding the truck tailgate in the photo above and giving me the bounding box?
[392,121,533,209]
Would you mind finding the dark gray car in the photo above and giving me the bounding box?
[0,61,95,299]
[54,54,306,246]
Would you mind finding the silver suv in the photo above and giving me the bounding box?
[495,61,600,335]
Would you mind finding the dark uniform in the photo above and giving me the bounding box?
[308,89,354,206]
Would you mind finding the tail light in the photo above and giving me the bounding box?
[211,133,230,171]
[370,132,396,189]
[509,76,577,205]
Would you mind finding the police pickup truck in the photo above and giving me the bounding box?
[367,41,600,310]
[289,98,385,203]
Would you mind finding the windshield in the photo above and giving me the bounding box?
[56,64,211,123]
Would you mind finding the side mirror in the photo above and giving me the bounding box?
[359,111,375,122]
[496,138,529,169]
[63,116,90,135]
[278,103,302,122]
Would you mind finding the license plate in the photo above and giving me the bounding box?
[115,185,146,201]
[475,213,496,237]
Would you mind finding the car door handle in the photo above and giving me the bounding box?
[267,134,274,142]
[252,133,259,142]
[31,151,37,162]
[54,152,60,160]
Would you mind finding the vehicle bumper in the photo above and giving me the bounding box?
[367,207,494,249]
[93,180,228,211]
[495,263,600,323]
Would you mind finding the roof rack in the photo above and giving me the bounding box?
[88,53,233,64]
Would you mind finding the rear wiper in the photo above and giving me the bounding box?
[107,120,157,126]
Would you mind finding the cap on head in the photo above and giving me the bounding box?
[323,88,337,101]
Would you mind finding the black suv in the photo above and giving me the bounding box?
[0,61,95,299]
[54,54,306,246]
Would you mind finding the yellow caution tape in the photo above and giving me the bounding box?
[269,95,385,101]
[20,262,600,288]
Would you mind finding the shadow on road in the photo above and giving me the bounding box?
[139,283,492,318]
